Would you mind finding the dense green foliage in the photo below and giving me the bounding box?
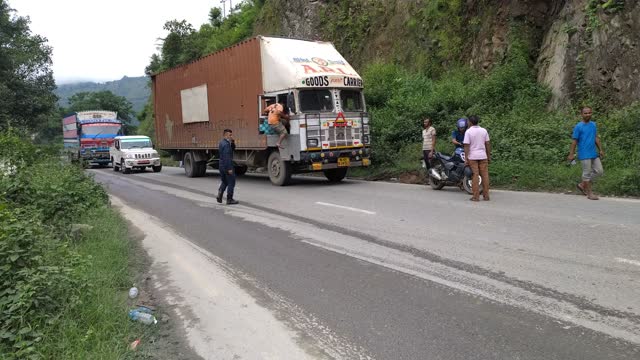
[66,91,135,128]
[0,133,105,358]
[362,31,640,195]
[0,133,146,359]
[55,76,149,118]
[0,1,57,134]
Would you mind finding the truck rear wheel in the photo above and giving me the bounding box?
[234,164,248,176]
[184,152,196,177]
[268,151,291,186]
[323,168,348,183]
[195,161,207,177]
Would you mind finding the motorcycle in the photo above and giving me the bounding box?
[428,147,481,195]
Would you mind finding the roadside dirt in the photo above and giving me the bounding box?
[121,215,202,360]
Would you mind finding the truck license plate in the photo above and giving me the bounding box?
[337,157,350,167]
[138,160,150,164]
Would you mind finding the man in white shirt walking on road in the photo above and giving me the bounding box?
[463,115,491,202]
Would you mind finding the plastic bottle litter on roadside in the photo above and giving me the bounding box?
[128,287,139,299]
[129,309,157,325]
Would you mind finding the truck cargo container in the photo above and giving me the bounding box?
[62,110,122,166]
[152,36,371,185]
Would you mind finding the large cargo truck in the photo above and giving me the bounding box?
[152,36,371,185]
[62,110,122,166]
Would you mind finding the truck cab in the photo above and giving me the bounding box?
[110,135,162,174]
[259,86,370,184]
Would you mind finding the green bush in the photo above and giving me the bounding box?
[361,28,639,195]
[0,206,87,359]
[0,132,110,357]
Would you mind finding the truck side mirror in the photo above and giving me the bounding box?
[287,92,296,114]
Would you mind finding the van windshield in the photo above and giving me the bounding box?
[340,90,364,112]
[121,139,152,149]
[299,90,333,112]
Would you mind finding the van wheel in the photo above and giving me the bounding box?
[121,158,131,174]
[268,151,292,186]
[323,168,348,182]
[112,157,119,172]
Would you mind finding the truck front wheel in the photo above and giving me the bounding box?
[323,168,348,183]
[268,151,291,186]
[112,157,119,172]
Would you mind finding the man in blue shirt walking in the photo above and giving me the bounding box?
[217,129,239,205]
[568,107,605,200]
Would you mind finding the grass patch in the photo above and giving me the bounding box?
[35,207,146,359]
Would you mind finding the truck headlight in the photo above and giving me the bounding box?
[125,153,134,159]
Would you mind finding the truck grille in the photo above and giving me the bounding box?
[135,153,152,159]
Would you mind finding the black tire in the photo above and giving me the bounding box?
[268,151,292,186]
[323,168,348,183]
[121,158,131,174]
[234,165,248,176]
[462,174,482,195]
[152,165,162,173]
[112,157,119,172]
[195,161,207,177]
[430,161,446,190]
[184,152,196,177]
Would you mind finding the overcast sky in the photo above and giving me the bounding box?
[11,0,221,84]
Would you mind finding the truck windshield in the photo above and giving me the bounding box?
[299,90,334,112]
[82,124,121,135]
[121,139,152,149]
[340,90,364,112]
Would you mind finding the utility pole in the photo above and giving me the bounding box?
[220,0,226,18]
[229,0,233,14]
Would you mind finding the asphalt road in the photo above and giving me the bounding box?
[92,167,640,359]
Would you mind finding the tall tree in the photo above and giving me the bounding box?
[67,91,135,132]
[0,0,57,133]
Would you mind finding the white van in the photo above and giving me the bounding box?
[110,135,162,174]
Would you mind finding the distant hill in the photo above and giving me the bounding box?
[55,76,150,121]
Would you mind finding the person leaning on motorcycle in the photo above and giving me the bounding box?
[452,118,468,149]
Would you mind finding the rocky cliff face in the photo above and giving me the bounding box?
[255,0,639,107]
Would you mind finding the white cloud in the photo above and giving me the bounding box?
[10,0,220,84]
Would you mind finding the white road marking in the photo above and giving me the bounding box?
[616,257,640,267]
[315,201,376,215]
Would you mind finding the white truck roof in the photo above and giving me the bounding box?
[259,36,363,93]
